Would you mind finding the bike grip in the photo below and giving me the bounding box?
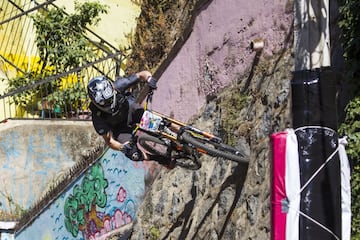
[147,76,158,90]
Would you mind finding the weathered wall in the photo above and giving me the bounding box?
[14,148,159,240]
[128,0,294,239]
[0,120,102,213]
[1,0,295,239]
[152,0,292,122]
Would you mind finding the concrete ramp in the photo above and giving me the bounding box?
[14,146,160,239]
[0,119,161,239]
[0,119,101,213]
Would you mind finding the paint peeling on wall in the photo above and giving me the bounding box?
[15,148,158,240]
[0,128,75,212]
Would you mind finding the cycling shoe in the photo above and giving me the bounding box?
[123,143,144,161]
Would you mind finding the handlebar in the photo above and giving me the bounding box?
[143,90,154,110]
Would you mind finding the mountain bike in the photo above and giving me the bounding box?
[132,91,248,170]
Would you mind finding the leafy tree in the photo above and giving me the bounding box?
[339,97,360,239]
[339,0,360,96]
[7,1,108,117]
[32,1,108,73]
[6,70,55,108]
[338,0,360,239]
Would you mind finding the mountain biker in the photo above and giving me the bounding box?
[87,70,174,168]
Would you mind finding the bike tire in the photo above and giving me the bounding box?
[137,134,201,170]
[137,134,169,157]
[181,132,248,164]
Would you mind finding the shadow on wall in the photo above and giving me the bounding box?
[158,163,249,240]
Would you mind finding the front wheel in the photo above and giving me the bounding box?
[181,132,248,164]
[138,134,169,157]
[137,134,201,170]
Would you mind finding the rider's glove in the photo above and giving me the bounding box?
[147,76,158,90]
[122,142,143,161]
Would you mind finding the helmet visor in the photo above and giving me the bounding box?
[97,94,114,107]
[93,80,114,103]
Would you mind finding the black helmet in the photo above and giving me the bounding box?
[87,76,117,114]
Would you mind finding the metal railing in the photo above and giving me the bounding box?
[0,0,129,121]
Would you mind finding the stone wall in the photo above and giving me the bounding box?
[127,0,294,239]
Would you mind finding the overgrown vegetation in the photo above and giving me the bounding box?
[219,85,250,146]
[338,0,360,238]
[32,1,108,73]
[125,0,198,74]
[0,188,27,221]
[339,97,360,239]
[150,226,160,240]
[7,1,108,117]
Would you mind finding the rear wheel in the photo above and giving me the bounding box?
[180,132,248,164]
[173,149,201,170]
[138,134,201,170]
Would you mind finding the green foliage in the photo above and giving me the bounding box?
[339,97,360,239]
[6,70,56,107]
[8,1,108,116]
[339,0,360,238]
[31,1,108,72]
[339,0,360,95]
[339,98,360,161]
[46,80,88,113]
[150,227,160,240]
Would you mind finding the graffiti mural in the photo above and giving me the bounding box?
[15,148,158,240]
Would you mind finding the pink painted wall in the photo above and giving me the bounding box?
[152,0,292,122]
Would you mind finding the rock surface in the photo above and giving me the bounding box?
[124,0,294,239]
[128,51,293,239]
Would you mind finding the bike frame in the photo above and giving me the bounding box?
[131,91,247,166]
[133,91,223,147]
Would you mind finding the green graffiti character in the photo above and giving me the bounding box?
[64,162,108,237]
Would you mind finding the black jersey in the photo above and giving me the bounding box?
[90,74,142,138]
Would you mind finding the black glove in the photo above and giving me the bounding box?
[122,142,143,161]
[147,76,158,90]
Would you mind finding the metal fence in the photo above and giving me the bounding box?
[0,0,129,121]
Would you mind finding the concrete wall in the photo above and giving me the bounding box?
[0,119,102,213]
[152,0,292,122]
[14,148,159,240]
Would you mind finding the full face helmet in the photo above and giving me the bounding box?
[87,76,117,114]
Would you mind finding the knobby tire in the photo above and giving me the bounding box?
[137,134,201,170]
[181,132,248,164]
[138,134,168,157]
